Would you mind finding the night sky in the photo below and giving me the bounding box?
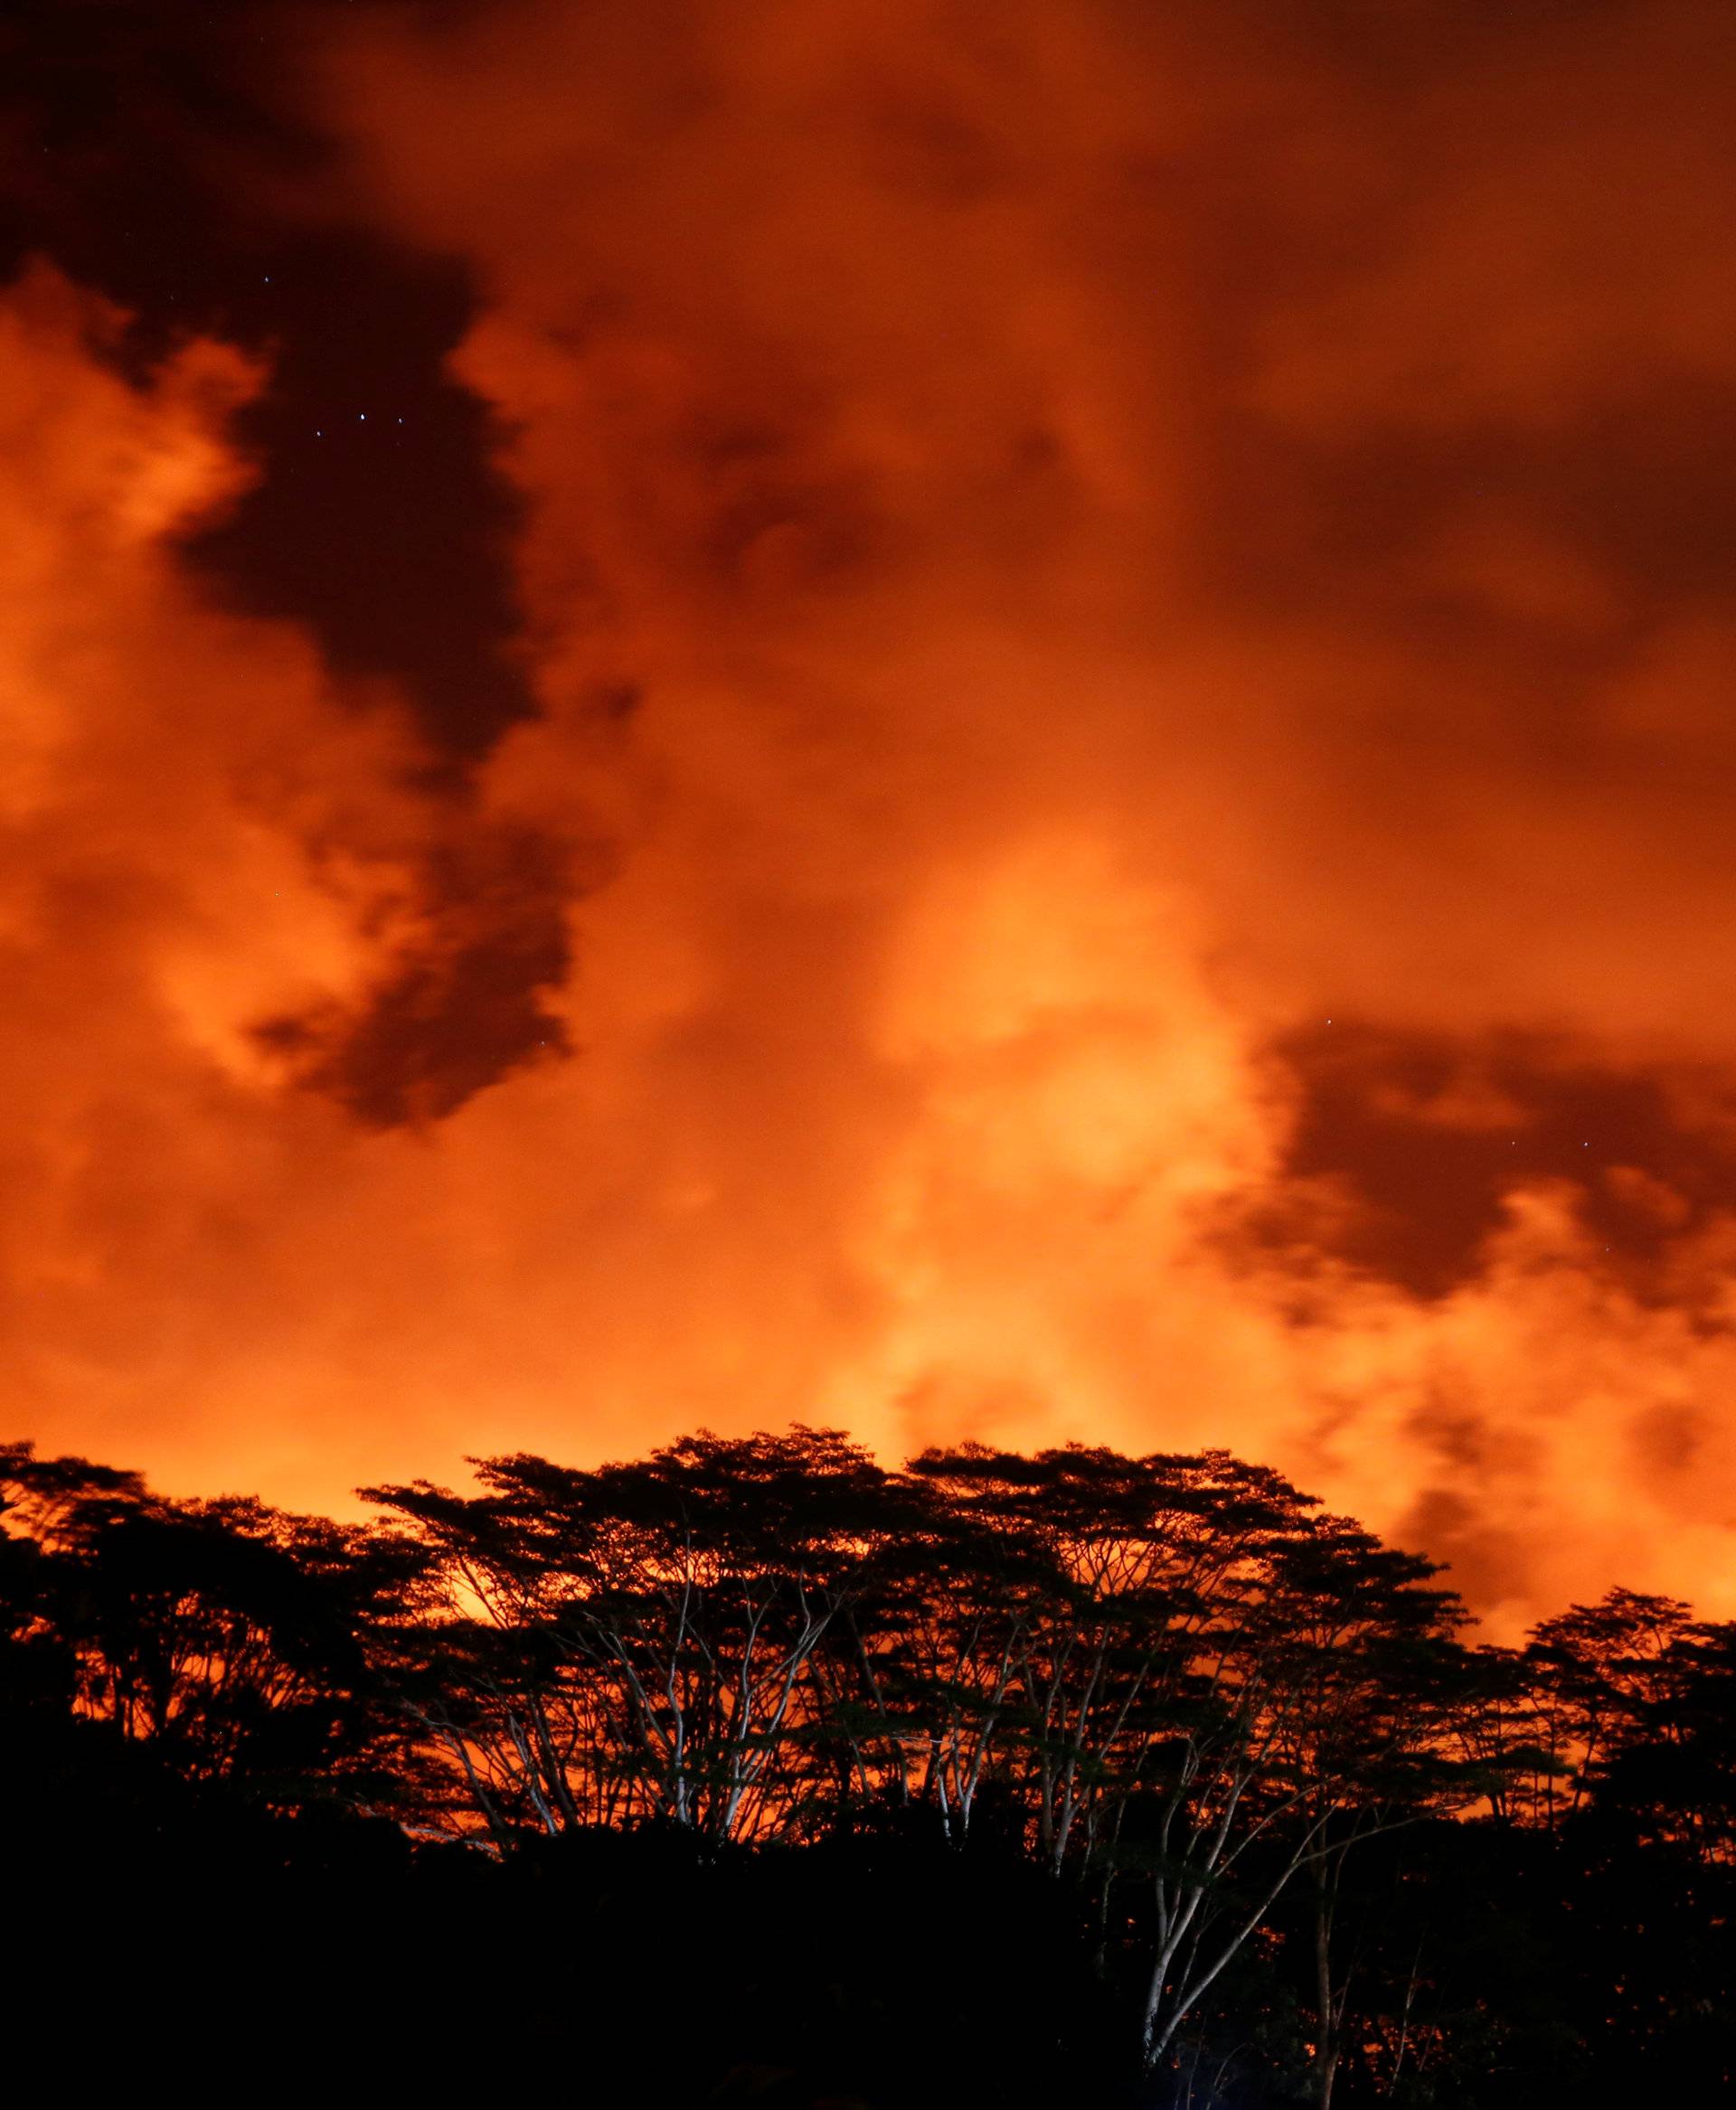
[5,0,1736,1630]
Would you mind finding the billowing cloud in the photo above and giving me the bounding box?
[6,0,1736,1630]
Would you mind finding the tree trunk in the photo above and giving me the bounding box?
[1312,1860,1341,2110]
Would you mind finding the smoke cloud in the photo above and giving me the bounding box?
[7,0,1736,1630]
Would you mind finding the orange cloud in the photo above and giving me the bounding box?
[7,2,1736,1629]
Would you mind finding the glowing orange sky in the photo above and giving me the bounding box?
[5,0,1736,1632]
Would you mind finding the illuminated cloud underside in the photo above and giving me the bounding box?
[6,0,1736,1632]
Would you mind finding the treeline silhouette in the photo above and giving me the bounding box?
[5,1429,1731,2105]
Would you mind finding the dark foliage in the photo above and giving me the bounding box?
[4,1432,1731,2105]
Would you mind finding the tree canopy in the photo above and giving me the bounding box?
[5,1428,1731,2105]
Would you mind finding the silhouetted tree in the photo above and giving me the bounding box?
[0,1441,413,1820]
[7,1427,1731,2101]
[365,1427,893,1845]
